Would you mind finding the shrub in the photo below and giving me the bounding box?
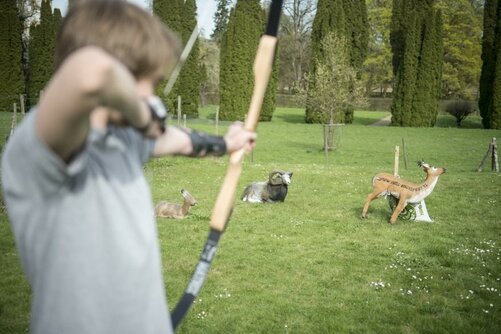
[445,100,475,127]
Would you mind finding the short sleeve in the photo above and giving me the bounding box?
[1,110,87,198]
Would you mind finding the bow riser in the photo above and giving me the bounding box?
[210,35,278,232]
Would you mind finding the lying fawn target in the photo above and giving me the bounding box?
[362,161,446,224]
[155,189,198,219]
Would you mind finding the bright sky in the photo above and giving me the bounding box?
[51,0,217,37]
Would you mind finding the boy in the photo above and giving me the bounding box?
[1,1,256,333]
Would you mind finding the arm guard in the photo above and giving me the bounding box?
[187,130,227,157]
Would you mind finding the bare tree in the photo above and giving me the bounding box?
[308,33,366,150]
[17,0,40,103]
[278,0,316,93]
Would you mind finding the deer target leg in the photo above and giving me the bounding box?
[390,197,407,224]
[362,192,379,218]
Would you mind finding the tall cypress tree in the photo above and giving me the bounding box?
[413,9,443,126]
[154,0,199,117]
[0,0,24,112]
[390,0,444,127]
[306,0,344,124]
[211,0,230,44]
[478,0,501,129]
[305,0,368,124]
[219,0,277,121]
[153,0,181,110]
[342,0,369,123]
[29,0,57,102]
[176,0,200,117]
[342,0,369,69]
[492,38,501,129]
[260,5,279,122]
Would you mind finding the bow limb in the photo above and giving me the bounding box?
[163,1,212,96]
[163,22,200,96]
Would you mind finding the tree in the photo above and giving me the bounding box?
[176,0,200,117]
[16,0,41,108]
[154,0,181,109]
[366,0,482,101]
[219,0,278,121]
[493,45,501,129]
[363,0,393,97]
[436,0,483,99]
[390,0,444,127]
[198,38,219,104]
[211,0,230,44]
[478,0,501,129]
[29,0,57,103]
[445,100,475,127]
[305,0,369,124]
[153,0,200,117]
[307,32,366,149]
[278,0,315,93]
[0,0,24,112]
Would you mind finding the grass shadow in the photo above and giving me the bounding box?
[273,111,305,124]
[434,115,483,129]
[356,117,389,126]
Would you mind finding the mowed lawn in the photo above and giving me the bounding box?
[1,108,500,333]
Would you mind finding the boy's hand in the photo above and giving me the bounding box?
[223,122,257,154]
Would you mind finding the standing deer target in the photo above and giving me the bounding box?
[362,161,446,224]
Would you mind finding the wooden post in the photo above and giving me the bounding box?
[394,146,400,177]
[477,143,492,172]
[402,138,408,170]
[323,124,329,160]
[492,138,499,172]
[19,94,25,116]
[177,96,181,126]
[477,138,498,172]
[10,103,18,137]
[215,107,219,136]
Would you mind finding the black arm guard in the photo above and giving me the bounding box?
[188,130,227,157]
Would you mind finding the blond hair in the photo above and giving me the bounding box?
[55,0,181,80]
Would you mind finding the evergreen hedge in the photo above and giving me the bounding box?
[390,0,443,127]
[219,0,278,121]
[29,0,59,106]
[305,0,368,124]
[479,0,501,129]
[0,0,24,112]
[154,0,200,118]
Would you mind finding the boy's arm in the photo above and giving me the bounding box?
[152,126,193,157]
[152,122,256,158]
[35,46,151,162]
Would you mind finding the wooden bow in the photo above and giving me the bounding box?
[171,0,283,329]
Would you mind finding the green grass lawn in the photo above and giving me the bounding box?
[1,108,500,333]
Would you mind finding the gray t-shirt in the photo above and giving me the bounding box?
[1,110,173,334]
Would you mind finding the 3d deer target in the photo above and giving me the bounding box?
[362,161,446,224]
